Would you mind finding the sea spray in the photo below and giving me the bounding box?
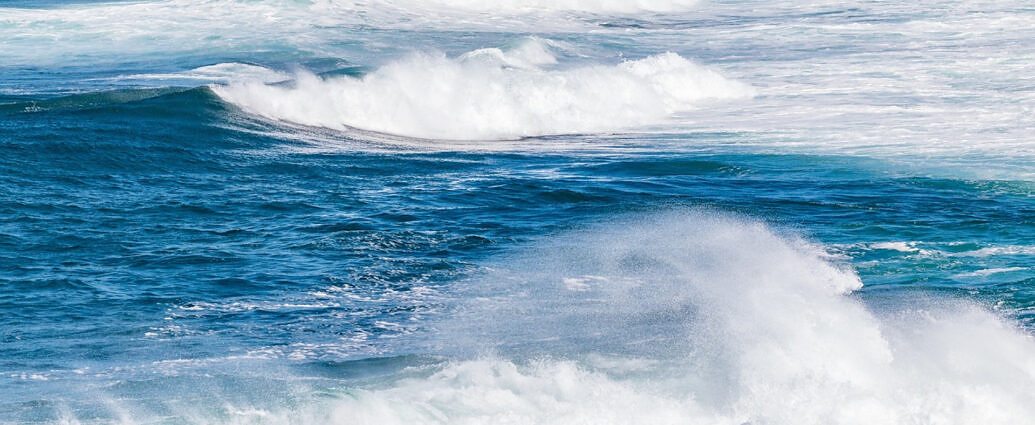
[88,212,1034,425]
[404,212,1035,425]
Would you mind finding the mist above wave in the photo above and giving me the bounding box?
[212,40,753,140]
[403,212,1035,424]
[54,212,1035,424]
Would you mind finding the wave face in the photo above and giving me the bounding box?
[212,40,753,139]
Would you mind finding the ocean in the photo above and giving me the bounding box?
[1,0,1034,423]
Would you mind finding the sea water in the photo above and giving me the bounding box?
[1,0,1034,424]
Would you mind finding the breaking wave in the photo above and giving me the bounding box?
[54,212,1035,425]
[212,40,754,140]
[369,212,1035,425]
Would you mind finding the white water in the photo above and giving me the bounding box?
[212,40,753,140]
[337,213,1035,425]
[53,212,1035,425]
[110,63,291,85]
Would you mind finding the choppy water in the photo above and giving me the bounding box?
[2,1,1034,424]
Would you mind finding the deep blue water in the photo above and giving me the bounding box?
[2,1,1035,424]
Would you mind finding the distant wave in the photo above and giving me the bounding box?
[212,39,754,140]
[0,0,701,64]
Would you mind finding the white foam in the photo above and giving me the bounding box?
[953,245,1035,258]
[48,212,1035,424]
[870,241,919,252]
[212,41,754,140]
[406,212,1035,425]
[953,267,1028,278]
[112,63,291,85]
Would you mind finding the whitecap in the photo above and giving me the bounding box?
[212,40,754,140]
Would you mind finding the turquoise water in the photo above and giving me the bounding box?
[2,1,1034,424]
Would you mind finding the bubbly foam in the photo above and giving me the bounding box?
[212,41,754,140]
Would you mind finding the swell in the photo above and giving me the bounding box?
[0,87,193,115]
